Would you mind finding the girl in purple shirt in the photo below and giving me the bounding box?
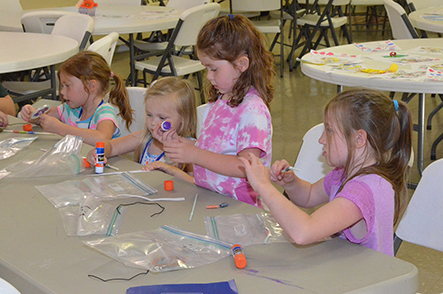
[241,88,412,255]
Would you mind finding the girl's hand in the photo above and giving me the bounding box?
[20,105,36,122]
[238,153,272,193]
[38,114,62,134]
[86,148,108,166]
[0,111,8,127]
[162,135,196,163]
[142,161,175,175]
[270,159,296,187]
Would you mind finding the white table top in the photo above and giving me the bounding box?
[301,38,443,94]
[0,117,418,294]
[409,6,443,34]
[0,32,79,74]
[0,5,180,36]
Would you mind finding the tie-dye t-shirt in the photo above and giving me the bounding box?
[57,102,120,139]
[194,87,272,207]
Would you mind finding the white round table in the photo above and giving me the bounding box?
[301,38,443,175]
[0,31,79,102]
[0,5,181,86]
[409,6,443,34]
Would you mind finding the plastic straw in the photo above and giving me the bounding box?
[188,194,198,222]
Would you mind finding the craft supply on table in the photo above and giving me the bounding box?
[231,244,247,269]
[0,129,51,135]
[105,163,119,171]
[164,180,174,191]
[95,142,105,174]
[188,194,198,221]
[30,104,50,120]
[206,202,228,209]
[23,124,32,132]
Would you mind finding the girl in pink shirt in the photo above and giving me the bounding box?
[241,89,412,255]
[145,15,274,207]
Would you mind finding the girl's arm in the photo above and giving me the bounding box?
[86,130,143,165]
[240,154,363,245]
[39,115,115,145]
[143,162,194,183]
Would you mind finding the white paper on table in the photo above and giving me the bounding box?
[407,46,443,55]
[366,52,441,65]
[354,40,400,52]
[377,69,427,81]
[304,50,363,65]
[426,67,443,82]
[421,15,443,21]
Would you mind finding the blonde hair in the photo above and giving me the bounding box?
[57,51,133,130]
[196,14,274,108]
[324,88,412,225]
[134,77,197,167]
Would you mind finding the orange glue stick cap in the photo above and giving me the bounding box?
[231,244,247,269]
[164,180,174,191]
[83,158,91,168]
[23,124,33,132]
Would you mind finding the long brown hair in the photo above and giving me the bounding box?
[133,77,196,168]
[57,51,133,130]
[324,88,412,225]
[196,14,274,108]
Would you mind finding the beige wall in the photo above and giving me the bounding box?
[19,0,74,10]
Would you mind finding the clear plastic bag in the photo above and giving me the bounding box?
[58,196,126,236]
[205,212,291,246]
[0,135,85,180]
[35,180,94,208]
[0,137,37,160]
[84,225,232,272]
[83,172,157,200]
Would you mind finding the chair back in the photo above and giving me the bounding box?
[395,158,443,253]
[196,103,209,139]
[0,0,22,13]
[293,123,333,183]
[51,13,95,50]
[21,11,76,34]
[232,0,280,12]
[115,87,147,137]
[383,0,419,39]
[167,0,209,10]
[173,3,220,47]
[87,32,119,66]
[0,277,21,294]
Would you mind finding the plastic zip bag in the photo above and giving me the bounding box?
[35,180,94,208]
[58,195,126,236]
[0,137,37,160]
[84,225,232,272]
[205,212,291,246]
[0,135,85,180]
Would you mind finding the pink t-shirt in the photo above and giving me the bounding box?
[324,168,395,256]
[194,88,272,207]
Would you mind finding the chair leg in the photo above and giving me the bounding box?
[427,100,443,130]
[431,131,443,160]
[196,71,205,104]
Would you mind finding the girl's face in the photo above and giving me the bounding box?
[319,118,349,168]
[197,52,243,97]
[59,72,89,109]
[145,94,183,135]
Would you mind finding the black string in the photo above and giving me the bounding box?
[88,270,149,282]
[117,201,165,217]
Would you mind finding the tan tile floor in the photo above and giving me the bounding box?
[109,23,443,293]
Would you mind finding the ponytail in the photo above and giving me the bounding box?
[108,74,134,131]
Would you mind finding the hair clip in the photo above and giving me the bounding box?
[110,72,115,78]
[393,99,399,111]
[228,14,234,20]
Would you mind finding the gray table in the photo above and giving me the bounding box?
[0,117,418,294]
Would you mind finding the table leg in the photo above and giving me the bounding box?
[50,65,57,100]
[129,33,136,87]
[417,93,425,176]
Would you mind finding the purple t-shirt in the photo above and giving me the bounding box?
[324,168,395,256]
[194,87,272,207]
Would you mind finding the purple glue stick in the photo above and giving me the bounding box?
[161,121,171,131]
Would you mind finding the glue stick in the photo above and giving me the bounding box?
[231,244,247,269]
[95,142,105,174]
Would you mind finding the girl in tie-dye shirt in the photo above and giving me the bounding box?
[21,51,133,146]
[148,15,275,207]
